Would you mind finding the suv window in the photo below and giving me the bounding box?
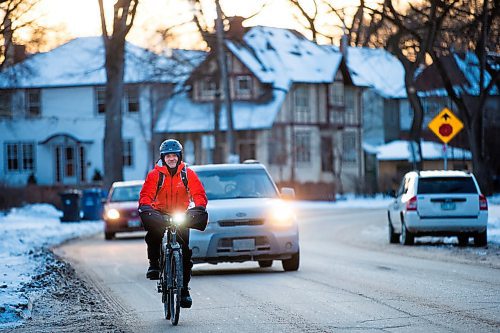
[417,177,477,194]
[196,169,279,200]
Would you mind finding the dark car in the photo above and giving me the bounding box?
[103,180,144,240]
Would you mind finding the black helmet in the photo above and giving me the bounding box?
[159,139,183,163]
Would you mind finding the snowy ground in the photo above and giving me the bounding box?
[0,195,499,329]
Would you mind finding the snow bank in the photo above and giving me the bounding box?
[0,204,103,328]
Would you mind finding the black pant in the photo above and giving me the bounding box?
[139,209,193,288]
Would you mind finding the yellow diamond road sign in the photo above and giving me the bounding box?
[428,107,464,144]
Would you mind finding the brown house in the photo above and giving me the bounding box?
[155,26,365,197]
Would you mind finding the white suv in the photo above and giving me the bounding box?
[387,170,488,246]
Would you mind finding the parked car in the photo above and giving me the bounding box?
[103,180,144,240]
[387,170,488,246]
[189,163,300,271]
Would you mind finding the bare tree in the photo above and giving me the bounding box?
[0,0,48,70]
[98,0,139,190]
[427,0,499,194]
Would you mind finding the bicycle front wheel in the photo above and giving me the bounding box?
[161,253,170,320]
[169,251,183,325]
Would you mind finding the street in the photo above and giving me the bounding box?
[55,207,500,332]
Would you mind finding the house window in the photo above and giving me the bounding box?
[6,142,35,172]
[321,136,334,171]
[126,85,139,113]
[0,91,12,118]
[123,139,133,167]
[95,87,106,114]
[26,89,41,117]
[342,132,357,163]
[200,78,216,99]
[294,86,310,122]
[235,75,252,99]
[329,82,344,107]
[268,127,286,165]
[295,131,311,163]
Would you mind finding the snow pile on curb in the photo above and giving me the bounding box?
[0,204,103,328]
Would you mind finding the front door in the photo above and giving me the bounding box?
[55,145,85,185]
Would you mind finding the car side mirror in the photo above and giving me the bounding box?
[101,198,108,204]
[281,187,295,200]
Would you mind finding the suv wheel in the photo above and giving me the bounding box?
[401,222,414,246]
[282,251,300,271]
[388,213,399,244]
[474,230,487,247]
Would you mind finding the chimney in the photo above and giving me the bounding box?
[339,33,348,58]
[3,17,14,67]
[226,16,245,42]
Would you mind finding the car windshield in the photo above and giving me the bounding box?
[417,177,477,194]
[110,185,142,202]
[196,169,279,200]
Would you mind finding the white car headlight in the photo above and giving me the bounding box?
[269,202,295,227]
[106,208,120,220]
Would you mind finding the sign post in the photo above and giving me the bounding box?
[428,107,464,170]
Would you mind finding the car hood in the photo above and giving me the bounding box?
[206,198,293,222]
[104,201,138,210]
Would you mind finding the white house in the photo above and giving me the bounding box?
[0,37,204,186]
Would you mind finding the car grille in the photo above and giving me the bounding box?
[123,209,139,219]
[218,219,264,227]
[217,236,270,253]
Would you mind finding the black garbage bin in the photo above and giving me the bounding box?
[59,190,82,222]
[81,188,104,220]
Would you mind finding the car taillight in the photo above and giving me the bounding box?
[406,196,417,211]
[479,194,488,211]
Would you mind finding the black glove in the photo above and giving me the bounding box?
[138,205,154,214]
[188,206,206,213]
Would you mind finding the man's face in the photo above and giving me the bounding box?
[164,153,179,168]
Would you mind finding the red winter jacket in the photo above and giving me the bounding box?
[139,161,207,213]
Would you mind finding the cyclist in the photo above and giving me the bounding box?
[138,139,207,308]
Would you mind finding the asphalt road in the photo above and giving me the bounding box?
[55,207,500,332]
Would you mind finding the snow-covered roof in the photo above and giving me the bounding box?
[226,26,342,90]
[0,37,206,88]
[374,140,472,161]
[155,90,286,133]
[415,52,499,97]
[336,46,406,98]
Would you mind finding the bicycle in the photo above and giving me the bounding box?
[157,212,185,325]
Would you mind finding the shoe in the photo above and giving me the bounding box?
[180,288,192,308]
[146,260,160,280]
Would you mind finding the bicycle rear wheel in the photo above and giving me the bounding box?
[169,251,183,325]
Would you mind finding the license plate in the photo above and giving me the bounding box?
[128,219,141,227]
[441,202,456,210]
[233,238,255,251]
